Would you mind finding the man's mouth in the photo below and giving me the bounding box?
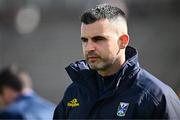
[87,57,98,62]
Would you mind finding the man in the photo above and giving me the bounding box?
[0,65,55,119]
[53,4,180,119]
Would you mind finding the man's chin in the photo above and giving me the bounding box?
[88,63,104,70]
[88,61,113,71]
[88,62,98,70]
[87,60,107,70]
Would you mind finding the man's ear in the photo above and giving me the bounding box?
[119,34,129,49]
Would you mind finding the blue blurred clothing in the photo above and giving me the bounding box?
[0,91,55,120]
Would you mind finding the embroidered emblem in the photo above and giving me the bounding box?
[67,98,80,107]
[117,102,129,117]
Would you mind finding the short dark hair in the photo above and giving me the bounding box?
[81,4,126,24]
[0,65,28,94]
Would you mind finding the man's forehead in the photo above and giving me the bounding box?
[81,19,116,36]
[81,19,110,29]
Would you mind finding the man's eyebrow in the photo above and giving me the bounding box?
[80,35,109,41]
[80,37,87,40]
[92,36,108,40]
[80,37,89,42]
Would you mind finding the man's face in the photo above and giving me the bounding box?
[81,19,120,71]
[1,86,18,105]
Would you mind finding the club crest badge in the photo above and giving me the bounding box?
[117,102,129,117]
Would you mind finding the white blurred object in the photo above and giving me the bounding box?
[15,5,41,34]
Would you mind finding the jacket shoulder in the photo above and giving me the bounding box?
[135,69,178,104]
[63,83,83,100]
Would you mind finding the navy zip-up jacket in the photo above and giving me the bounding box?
[53,46,180,119]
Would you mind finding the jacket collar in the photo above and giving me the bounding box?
[66,46,139,81]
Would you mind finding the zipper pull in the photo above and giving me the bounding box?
[116,77,122,90]
[102,78,105,92]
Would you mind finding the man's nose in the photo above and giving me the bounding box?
[86,41,96,52]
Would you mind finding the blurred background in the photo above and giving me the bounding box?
[0,0,180,104]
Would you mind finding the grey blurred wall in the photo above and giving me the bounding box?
[0,0,180,104]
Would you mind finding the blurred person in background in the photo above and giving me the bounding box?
[0,99,4,110]
[53,4,180,119]
[0,64,55,119]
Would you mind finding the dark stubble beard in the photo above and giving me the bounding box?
[86,50,118,71]
[87,56,118,71]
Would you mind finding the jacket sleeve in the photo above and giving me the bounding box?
[164,91,180,119]
[53,100,66,119]
[155,89,180,119]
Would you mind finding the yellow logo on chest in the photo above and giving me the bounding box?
[67,98,80,107]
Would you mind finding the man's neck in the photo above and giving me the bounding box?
[21,88,33,95]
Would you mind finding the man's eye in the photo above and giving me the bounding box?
[93,37,106,42]
[95,38,104,41]
[81,38,88,42]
